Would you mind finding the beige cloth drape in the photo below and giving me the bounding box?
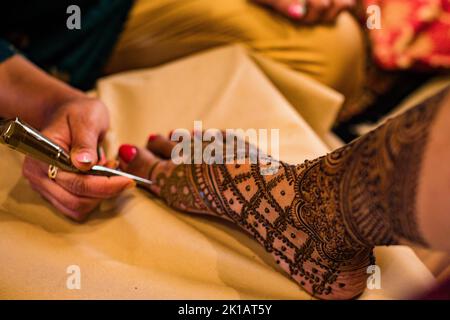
[0,46,435,299]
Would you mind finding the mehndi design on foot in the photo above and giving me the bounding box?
[119,89,447,299]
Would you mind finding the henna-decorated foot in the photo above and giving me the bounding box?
[118,133,374,300]
[118,90,449,299]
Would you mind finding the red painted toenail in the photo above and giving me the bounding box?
[118,144,137,163]
[148,134,158,142]
[288,4,305,19]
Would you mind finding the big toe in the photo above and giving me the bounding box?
[118,144,160,191]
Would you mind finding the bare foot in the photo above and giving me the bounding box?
[118,133,373,299]
[119,89,449,299]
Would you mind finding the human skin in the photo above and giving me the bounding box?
[119,88,450,299]
[252,0,357,23]
[0,55,133,221]
[0,0,359,220]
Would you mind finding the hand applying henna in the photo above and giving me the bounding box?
[118,89,450,299]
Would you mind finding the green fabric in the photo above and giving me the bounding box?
[0,0,133,90]
[0,39,16,62]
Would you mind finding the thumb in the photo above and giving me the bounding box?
[70,122,103,171]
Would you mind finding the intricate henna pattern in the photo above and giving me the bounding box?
[334,91,445,247]
[150,90,447,299]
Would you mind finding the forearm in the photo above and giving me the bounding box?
[0,55,84,128]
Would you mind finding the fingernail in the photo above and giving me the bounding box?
[125,180,137,190]
[105,159,119,169]
[76,152,93,164]
[288,4,305,19]
[148,134,158,142]
[118,144,137,163]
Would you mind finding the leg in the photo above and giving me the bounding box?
[119,87,450,299]
[105,0,365,99]
[416,90,450,251]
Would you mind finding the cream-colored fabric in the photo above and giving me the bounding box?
[0,46,435,299]
[249,52,344,137]
[413,247,450,282]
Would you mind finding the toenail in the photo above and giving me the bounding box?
[118,144,138,163]
[288,3,305,19]
[148,134,158,142]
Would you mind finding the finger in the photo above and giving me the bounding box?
[322,0,354,23]
[118,144,162,193]
[54,171,135,199]
[23,156,48,181]
[147,133,177,159]
[302,0,331,24]
[24,157,129,217]
[97,146,107,166]
[31,183,99,222]
[24,155,133,199]
[104,159,119,169]
[69,100,109,171]
[26,172,100,221]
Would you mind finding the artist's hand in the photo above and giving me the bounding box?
[253,0,356,23]
[22,97,134,221]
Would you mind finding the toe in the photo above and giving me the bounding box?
[147,133,177,159]
[118,144,161,192]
